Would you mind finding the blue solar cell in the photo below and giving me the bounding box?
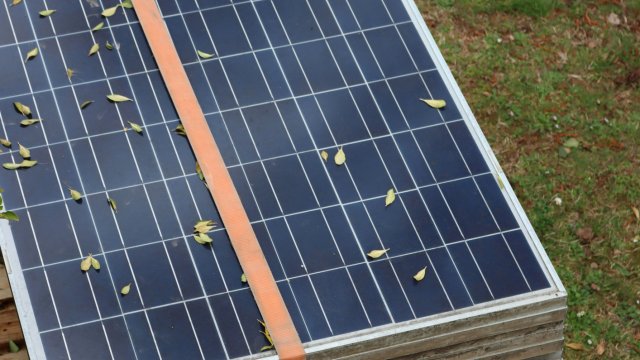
[64,322,111,360]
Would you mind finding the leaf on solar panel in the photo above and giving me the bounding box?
[2,163,22,170]
[240,273,247,283]
[69,188,82,202]
[89,43,99,56]
[195,162,204,182]
[120,0,133,9]
[0,139,11,148]
[194,220,216,234]
[13,102,31,116]
[92,21,105,32]
[197,50,215,59]
[105,41,114,50]
[66,68,74,80]
[80,255,93,271]
[0,211,19,221]
[20,119,41,126]
[101,5,120,17]
[420,98,446,109]
[385,188,395,207]
[413,267,427,282]
[24,47,38,62]
[128,122,143,134]
[18,143,30,159]
[194,233,213,245]
[107,94,132,102]
[107,197,117,213]
[320,150,328,162]
[80,100,94,109]
[258,320,274,352]
[20,160,37,168]
[39,9,56,17]
[496,174,505,190]
[174,123,186,136]
[367,248,389,259]
[120,283,131,295]
[334,147,346,165]
[91,257,100,270]
[11,0,22,6]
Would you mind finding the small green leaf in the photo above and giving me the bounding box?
[197,50,215,59]
[367,248,389,259]
[320,150,328,162]
[120,0,133,9]
[69,188,82,201]
[18,143,30,159]
[8,340,19,353]
[105,41,114,50]
[101,5,120,17]
[174,123,186,136]
[260,345,274,352]
[0,138,11,148]
[13,102,31,116]
[385,188,395,207]
[39,9,56,17]
[194,220,215,234]
[91,257,100,270]
[121,283,131,295]
[80,255,92,271]
[25,47,38,62]
[563,137,579,148]
[195,162,204,181]
[413,267,427,281]
[128,121,143,134]
[108,197,117,213]
[193,233,213,244]
[80,100,94,109]
[334,147,346,165]
[92,21,105,32]
[240,273,247,283]
[0,211,19,222]
[89,43,99,56]
[20,119,41,126]
[20,160,37,168]
[2,163,22,170]
[66,68,74,80]
[420,98,446,109]
[107,94,132,102]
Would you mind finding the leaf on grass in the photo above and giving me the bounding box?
[101,5,120,17]
[105,41,114,50]
[558,146,571,158]
[334,147,346,166]
[107,94,132,102]
[0,211,19,221]
[128,121,143,134]
[8,340,19,353]
[120,0,133,9]
[25,47,38,62]
[107,198,117,213]
[69,188,82,201]
[14,102,31,116]
[18,143,30,159]
[91,257,100,270]
[80,255,92,271]
[39,9,56,17]
[195,162,204,181]
[174,123,186,136]
[11,0,23,6]
[80,100,93,109]
[385,188,395,207]
[367,248,389,259]
[20,119,41,126]
[632,206,639,220]
[92,21,105,32]
[0,138,11,148]
[20,160,37,168]
[563,137,579,148]
[121,283,131,295]
[89,43,99,56]
[566,343,584,351]
[413,267,427,281]
[596,340,606,355]
[197,50,215,59]
[66,68,74,80]
[420,98,446,109]
[320,150,328,162]
[240,273,247,283]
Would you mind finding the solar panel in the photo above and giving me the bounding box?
[0,0,565,359]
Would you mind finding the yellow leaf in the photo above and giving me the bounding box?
[174,123,186,136]
[258,320,274,350]
[240,273,247,283]
[101,5,120,17]
[14,102,31,116]
[80,255,92,271]
[2,163,22,170]
[20,119,41,126]
[194,233,213,244]
[197,50,215,59]
[632,207,639,221]
[80,100,94,109]
[496,174,505,190]
[91,257,100,270]
[19,160,37,168]
[18,143,30,159]
[413,267,427,281]
[11,0,23,6]
[128,121,143,134]
[334,147,346,166]
[320,150,328,162]
[89,43,100,56]
[69,189,82,201]
[385,188,395,207]
[195,162,204,181]
[66,68,74,80]
[120,0,133,9]
[39,9,56,17]
[0,138,11,148]
[107,94,132,102]
[121,283,131,295]
[107,197,117,213]
[566,342,584,351]
[420,98,446,109]
[194,220,215,234]
[25,47,38,62]
[92,22,105,32]
[367,248,389,259]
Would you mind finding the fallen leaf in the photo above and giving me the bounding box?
[80,100,93,109]
[194,220,215,234]
[14,102,31,116]
[25,47,38,62]
[576,227,594,242]
[20,160,37,168]
[101,5,120,17]
[80,255,92,271]
[607,12,621,26]
[11,0,23,6]
[420,98,446,109]
[334,147,346,165]
[91,257,100,270]
[105,41,114,50]
[260,345,274,352]
[128,121,143,134]
[566,342,584,351]
[120,283,131,295]
[258,320,274,352]
[107,94,132,102]
[632,207,639,220]
[596,340,605,355]
[367,248,389,259]
[174,123,186,136]
[0,139,11,148]
[69,188,82,201]
[197,50,215,59]
[563,137,580,148]
[18,143,30,159]
[2,163,22,170]
[20,119,41,126]
[240,273,247,283]
[558,146,571,158]
[194,233,213,244]
[120,0,133,9]
[92,21,105,32]
[107,197,117,213]
[66,68,74,79]
[195,162,204,181]
[413,267,427,281]
[0,211,19,221]
[385,188,395,207]
[553,196,562,206]
[39,9,56,17]
[496,175,505,189]
[318,150,329,162]
[88,43,99,56]
[8,340,19,353]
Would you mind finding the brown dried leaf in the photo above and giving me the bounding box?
[596,340,605,355]
[566,342,584,351]
[576,227,594,242]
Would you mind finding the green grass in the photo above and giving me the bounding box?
[417,0,640,358]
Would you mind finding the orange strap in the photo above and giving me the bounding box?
[131,1,305,359]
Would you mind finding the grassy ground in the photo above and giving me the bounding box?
[416,0,640,358]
